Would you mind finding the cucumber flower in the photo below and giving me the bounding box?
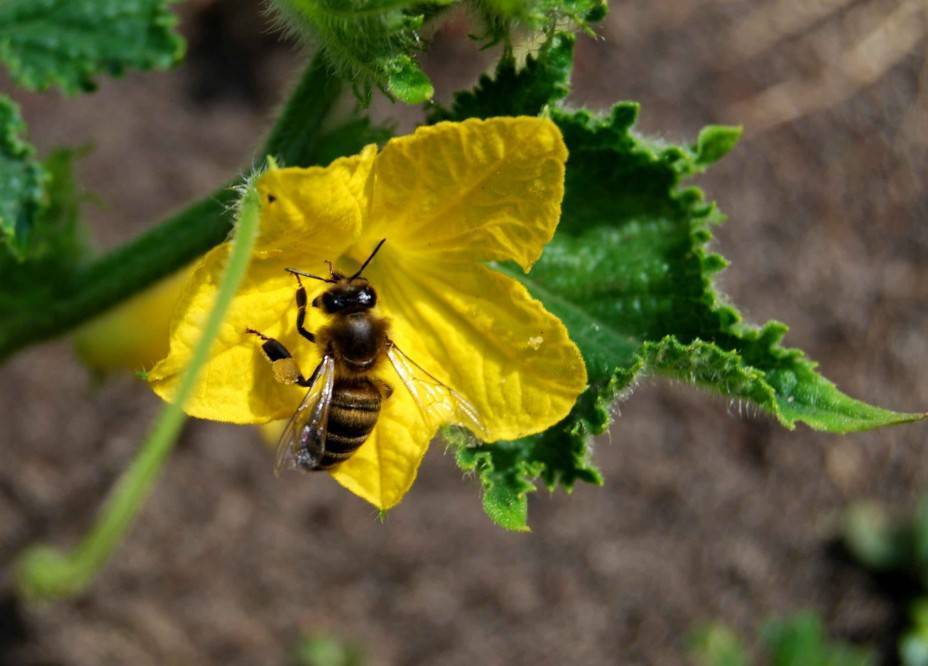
[148,117,587,510]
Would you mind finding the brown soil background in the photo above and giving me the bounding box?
[2,1,927,664]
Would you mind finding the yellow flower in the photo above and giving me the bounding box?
[148,117,587,510]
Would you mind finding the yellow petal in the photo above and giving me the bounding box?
[148,152,373,422]
[329,373,434,510]
[364,252,587,442]
[149,251,305,422]
[255,146,375,263]
[360,117,566,271]
[74,264,192,375]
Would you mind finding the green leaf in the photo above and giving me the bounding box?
[382,54,433,104]
[762,613,874,666]
[901,600,928,666]
[27,147,88,263]
[427,32,574,123]
[695,125,743,167]
[293,634,364,666]
[692,614,873,666]
[842,497,928,588]
[689,624,750,666]
[841,502,908,573]
[0,0,184,94]
[454,444,538,532]
[0,147,89,316]
[0,95,47,260]
[440,33,924,530]
[270,0,443,105]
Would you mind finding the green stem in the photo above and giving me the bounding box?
[15,184,263,601]
[261,52,342,165]
[0,53,342,363]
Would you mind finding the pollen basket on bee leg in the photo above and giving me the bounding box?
[258,339,304,385]
[271,358,304,385]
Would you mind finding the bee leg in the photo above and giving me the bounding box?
[373,378,394,399]
[246,329,312,387]
[290,273,316,343]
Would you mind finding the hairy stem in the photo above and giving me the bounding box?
[15,184,263,601]
[0,53,341,363]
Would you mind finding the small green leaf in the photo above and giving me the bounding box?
[0,0,185,94]
[693,614,873,666]
[842,502,907,573]
[842,497,928,590]
[382,54,433,104]
[689,624,750,666]
[294,634,364,666]
[455,443,539,532]
[763,613,874,666]
[0,95,46,260]
[695,125,743,167]
[901,600,928,666]
[452,400,603,532]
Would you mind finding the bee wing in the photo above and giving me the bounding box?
[274,354,336,475]
[386,341,488,440]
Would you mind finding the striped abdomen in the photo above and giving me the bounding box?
[316,378,382,470]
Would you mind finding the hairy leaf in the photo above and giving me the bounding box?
[469,0,607,44]
[270,0,444,104]
[427,32,574,123]
[27,147,87,263]
[0,148,88,315]
[0,0,184,94]
[0,96,46,260]
[438,35,925,530]
[541,105,923,432]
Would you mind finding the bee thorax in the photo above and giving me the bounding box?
[326,313,388,371]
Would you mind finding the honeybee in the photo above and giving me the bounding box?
[247,239,485,473]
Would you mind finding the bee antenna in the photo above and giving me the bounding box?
[350,238,386,280]
[285,268,333,283]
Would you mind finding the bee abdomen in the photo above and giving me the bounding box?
[319,380,382,468]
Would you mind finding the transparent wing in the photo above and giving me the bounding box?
[274,354,336,475]
[386,341,488,440]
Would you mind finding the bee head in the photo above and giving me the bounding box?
[288,239,386,315]
[313,278,377,314]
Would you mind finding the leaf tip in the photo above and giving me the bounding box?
[609,103,639,131]
[385,56,433,105]
[695,125,743,166]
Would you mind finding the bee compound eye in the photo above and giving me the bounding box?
[311,296,320,308]
[322,292,339,312]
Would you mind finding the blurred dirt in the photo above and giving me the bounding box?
[1,1,927,664]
